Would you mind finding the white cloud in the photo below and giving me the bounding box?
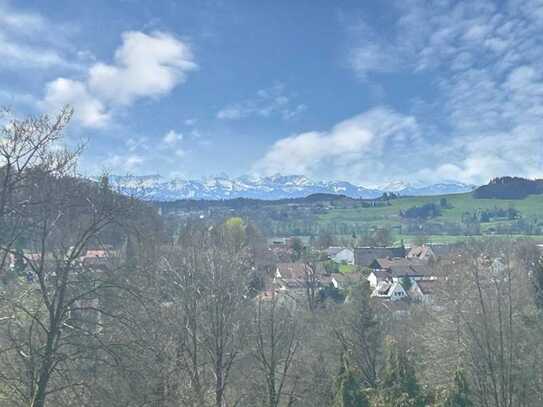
[88,31,197,105]
[254,107,421,183]
[41,31,197,127]
[217,83,306,120]
[103,154,144,172]
[41,78,110,128]
[344,0,543,184]
[162,129,184,145]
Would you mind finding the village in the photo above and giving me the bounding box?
[254,239,459,307]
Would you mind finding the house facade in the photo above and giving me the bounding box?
[372,280,408,301]
[367,257,434,288]
[408,279,435,304]
[367,257,437,302]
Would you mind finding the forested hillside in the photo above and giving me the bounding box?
[473,176,543,199]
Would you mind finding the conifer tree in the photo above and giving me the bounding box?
[12,248,26,274]
[333,353,369,407]
[380,337,423,407]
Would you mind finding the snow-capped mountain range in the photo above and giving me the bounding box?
[106,174,476,201]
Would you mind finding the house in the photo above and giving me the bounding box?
[407,245,437,261]
[367,257,434,288]
[407,244,461,261]
[371,279,408,301]
[320,272,360,290]
[327,247,354,265]
[367,256,438,303]
[79,248,119,271]
[408,279,435,304]
[354,246,406,268]
[274,262,313,290]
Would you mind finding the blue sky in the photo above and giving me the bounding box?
[1,0,542,187]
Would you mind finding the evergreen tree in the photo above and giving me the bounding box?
[13,248,26,274]
[123,234,138,271]
[333,353,369,407]
[381,337,423,407]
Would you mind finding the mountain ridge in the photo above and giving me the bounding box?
[106,174,476,201]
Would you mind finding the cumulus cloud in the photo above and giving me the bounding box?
[217,83,307,120]
[42,78,110,128]
[88,31,196,105]
[41,31,197,127]
[254,107,421,183]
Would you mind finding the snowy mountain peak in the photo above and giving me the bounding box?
[107,174,476,201]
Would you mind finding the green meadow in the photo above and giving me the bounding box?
[317,193,543,244]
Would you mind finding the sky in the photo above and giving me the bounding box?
[1,0,542,187]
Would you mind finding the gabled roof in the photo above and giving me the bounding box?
[373,280,406,298]
[370,258,433,279]
[407,245,435,259]
[415,279,435,295]
[354,246,406,267]
[369,257,424,269]
[276,262,310,280]
[275,263,313,288]
[407,244,461,260]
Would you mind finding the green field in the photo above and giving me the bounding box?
[317,193,543,244]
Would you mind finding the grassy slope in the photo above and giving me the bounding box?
[317,193,543,244]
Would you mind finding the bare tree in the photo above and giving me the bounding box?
[302,262,319,313]
[0,108,143,407]
[151,221,252,407]
[0,107,76,274]
[422,240,543,407]
[252,292,300,407]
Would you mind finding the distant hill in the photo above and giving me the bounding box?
[157,192,358,213]
[473,177,543,199]
[107,174,475,201]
